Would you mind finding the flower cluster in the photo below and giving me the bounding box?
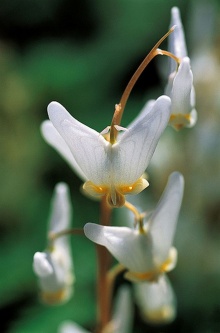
[33,6,196,332]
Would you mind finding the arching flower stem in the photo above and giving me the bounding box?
[124,201,145,234]
[48,228,84,249]
[109,26,177,144]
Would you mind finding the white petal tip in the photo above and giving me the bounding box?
[33,252,53,277]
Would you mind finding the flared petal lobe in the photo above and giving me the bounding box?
[47,102,110,185]
[111,95,171,185]
[41,121,87,181]
[84,224,155,273]
[168,6,187,72]
[149,172,184,265]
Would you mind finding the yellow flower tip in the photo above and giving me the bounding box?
[83,177,149,208]
[124,247,177,282]
[124,270,157,283]
[144,305,176,325]
[160,247,178,273]
[169,113,192,130]
[40,288,71,305]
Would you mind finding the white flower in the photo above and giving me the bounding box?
[47,96,171,207]
[84,172,184,282]
[33,183,74,304]
[166,7,197,130]
[134,275,176,325]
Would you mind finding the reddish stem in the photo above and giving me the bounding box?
[96,198,112,332]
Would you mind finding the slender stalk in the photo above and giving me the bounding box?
[110,26,176,143]
[124,201,145,233]
[96,197,112,332]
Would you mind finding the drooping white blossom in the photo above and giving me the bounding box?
[47,96,171,207]
[134,274,176,324]
[84,172,184,282]
[33,183,74,304]
[166,7,197,130]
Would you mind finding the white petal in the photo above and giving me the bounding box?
[84,223,154,273]
[59,321,91,333]
[134,275,176,324]
[33,252,53,277]
[49,182,71,234]
[41,120,87,181]
[111,96,171,184]
[109,285,133,333]
[188,108,198,128]
[149,172,184,264]
[48,101,110,185]
[170,57,193,115]
[168,7,188,72]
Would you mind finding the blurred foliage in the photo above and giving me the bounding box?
[0,0,220,332]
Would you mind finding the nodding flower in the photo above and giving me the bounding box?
[47,96,171,208]
[166,7,197,130]
[84,172,184,282]
[33,183,74,305]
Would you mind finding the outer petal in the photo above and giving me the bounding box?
[48,102,110,185]
[41,120,87,181]
[106,285,133,333]
[168,6,187,72]
[84,223,154,273]
[49,182,71,234]
[33,252,53,277]
[134,275,176,324]
[149,172,184,265]
[170,57,193,115]
[111,95,171,184]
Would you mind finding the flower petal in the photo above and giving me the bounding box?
[49,182,71,234]
[134,274,176,324]
[107,285,133,333]
[111,95,171,184]
[149,172,184,265]
[33,252,53,277]
[84,223,154,273]
[168,6,188,72]
[41,120,87,181]
[48,101,110,185]
[170,57,193,115]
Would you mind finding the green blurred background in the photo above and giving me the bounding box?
[1,0,220,332]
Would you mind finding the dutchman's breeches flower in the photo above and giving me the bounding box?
[47,96,171,207]
[84,172,184,282]
[33,183,74,304]
[166,7,197,130]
